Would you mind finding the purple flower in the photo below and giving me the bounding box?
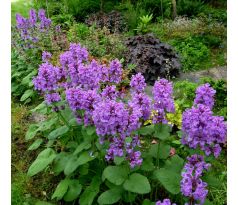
[44,92,61,105]
[55,25,61,33]
[29,9,37,26]
[101,85,118,100]
[106,135,143,168]
[108,59,123,84]
[129,93,151,120]
[42,51,52,62]
[66,88,100,112]
[181,155,210,204]
[33,63,62,92]
[156,199,176,205]
[130,73,146,93]
[194,83,216,109]
[152,79,175,123]
[92,100,129,136]
[182,104,227,157]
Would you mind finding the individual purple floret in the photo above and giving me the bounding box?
[106,135,143,168]
[194,83,216,109]
[130,73,146,93]
[92,100,129,136]
[182,104,227,158]
[42,51,52,62]
[108,59,123,84]
[33,63,61,92]
[181,155,210,204]
[152,79,175,123]
[156,199,176,205]
[105,136,125,161]
[101,85,118,100]
[44,92,61,105]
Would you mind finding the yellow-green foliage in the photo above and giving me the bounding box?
[166,102,182,129]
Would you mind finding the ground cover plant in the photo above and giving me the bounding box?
[11,1,227,204]
[22,43,226,205]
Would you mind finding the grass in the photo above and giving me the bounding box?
[11,0,33,24]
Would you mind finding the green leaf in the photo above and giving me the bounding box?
[158,142,171,159]
[103,165,129,185]
[31,102,48,114]
[125,137,132,143]
[48,125,69,140]
[203,199,214,205]
[202,174,222,188]
[28,138,43,150]
[28,148,56,176]
[35,201,54,205]
[53,152,69,175]
[20,89,34,101]
[148,144,159,158]
[164,155,184,173]
[73,142,91,155]
[154,124,171,140]
[86,126,96,136]
[142,199,153,205]
[64,180,82,202]
[64,155,80,176]
[97,187,122,205]
[114,156,125,165]
[153,168,181,194]
[141,157,154,171]
[64,151,96,175]
[79,176,101,205]
[52,179,70,200]
[25,124,39,140]
[123,173,151,194]
[138,125,154,135]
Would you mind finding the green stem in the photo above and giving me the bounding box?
[58,112,70,129]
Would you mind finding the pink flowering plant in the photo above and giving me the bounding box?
[26,43,226,204]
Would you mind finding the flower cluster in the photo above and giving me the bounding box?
[130,73,146,93]
[182,84,226,158]
[194,83,216,109]
[33,63,62,92]
[152,79,175,123]
[181,154,210,204]
[156,199,176,205]
[106,135,142,168]
[92,100,129,136]
[129,93,151,121]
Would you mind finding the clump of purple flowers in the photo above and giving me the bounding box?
[182,83,226,158]
[152,79,175,123]
[156,199,176,205]
[181,154,210,205]
[15,9,52,48]
[194,83,216,109]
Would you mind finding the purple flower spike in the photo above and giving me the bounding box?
[194,83,216,109]
[181,154,210,204]
[130,73,146,93]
